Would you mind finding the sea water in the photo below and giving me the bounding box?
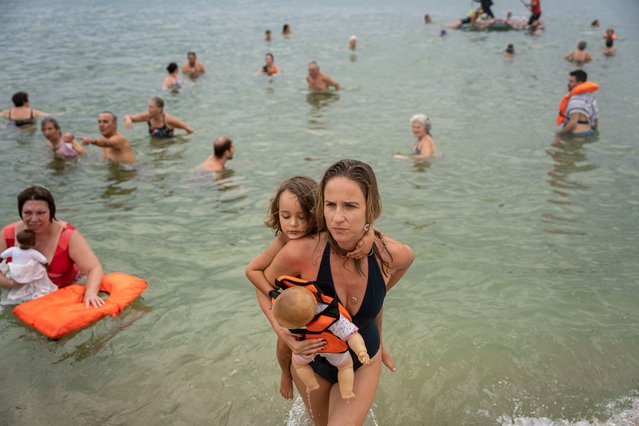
[1,0,638,424]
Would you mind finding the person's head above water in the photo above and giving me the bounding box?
[11,92,29,107]
[410,114,432,132]
[166,62,178,74]
[505,44,515,54]
[213,135,234,159]
[577,41,587,51]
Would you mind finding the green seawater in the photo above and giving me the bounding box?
[1,0,638,424]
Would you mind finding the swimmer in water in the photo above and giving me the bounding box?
[259,53,280,76]
[503,44,515,59]
[306,61,339,92]
[563,41,593,64]
[163,62,183,90]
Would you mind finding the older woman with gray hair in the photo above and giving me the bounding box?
[123,96,193,138]
[410,113,435,158]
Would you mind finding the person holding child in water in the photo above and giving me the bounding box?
[258,159,414,424]
[259,53,280,76]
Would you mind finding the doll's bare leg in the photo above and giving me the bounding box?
[276,336,294,400]
[335,356,356,399]
[292,359,320,393]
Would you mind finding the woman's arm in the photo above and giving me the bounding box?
[123,112,149,128]
[67,229,104,308]
[166,114,193,133]
[380,235,414,291]
[32,109,49,117]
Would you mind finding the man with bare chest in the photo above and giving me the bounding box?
[306,61,340,92]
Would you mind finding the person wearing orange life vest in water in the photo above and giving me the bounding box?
[556,70,599,140]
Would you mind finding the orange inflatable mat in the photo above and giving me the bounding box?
[13,272,147,339]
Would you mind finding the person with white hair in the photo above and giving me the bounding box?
[348,35,357,50]
[410,114,435,158]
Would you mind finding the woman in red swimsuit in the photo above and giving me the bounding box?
[0,186,104,308]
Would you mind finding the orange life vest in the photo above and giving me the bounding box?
[556,81,599,125]
[273,275,352,353]
[13,272,147,339]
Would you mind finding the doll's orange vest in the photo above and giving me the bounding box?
[272,275,352,353]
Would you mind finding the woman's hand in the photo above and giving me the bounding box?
[83,288,105,309]
[278,326,326,356]
[124,115,133,129]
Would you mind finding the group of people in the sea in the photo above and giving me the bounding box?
[0,4,620,424]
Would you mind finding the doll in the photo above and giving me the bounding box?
[271,280,371,399]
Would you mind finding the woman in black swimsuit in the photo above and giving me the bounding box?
[0,92,49,128]
[263,159,414,425]
[123,97,193,138]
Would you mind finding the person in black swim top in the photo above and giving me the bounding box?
[263,159,414,425]
[0,92,49,128]
[123,96,193,138]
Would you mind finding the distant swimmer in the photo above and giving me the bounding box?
[556,70,599,140]
[591,19,600,28]
[601,29,617,56]
[503,43,515,58]
[124,97,193,138]
[282,23,292,37]
[41,117,85,158]
[348,35,357,50]
[198,135,235,173]
[522,0,542,27]
[602,38,617,56]
[182,51,206,77]
[265,29,272,42]
[259,53,280,76]
[0,92,49,128]
[163,62,183,91]
[409,114,435,158]
[81,112,136,164]
[306,61,339,92]
[424,14,432,24]
[563,41,592,64]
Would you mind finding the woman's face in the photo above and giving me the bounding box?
[147,100,161,116]
[265,55,273,65]
[21,200,51,234]
[42,122,61,143]
[411,120,426,138]
[324,177,367,249]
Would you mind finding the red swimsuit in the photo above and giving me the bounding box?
[3,222,79,287]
